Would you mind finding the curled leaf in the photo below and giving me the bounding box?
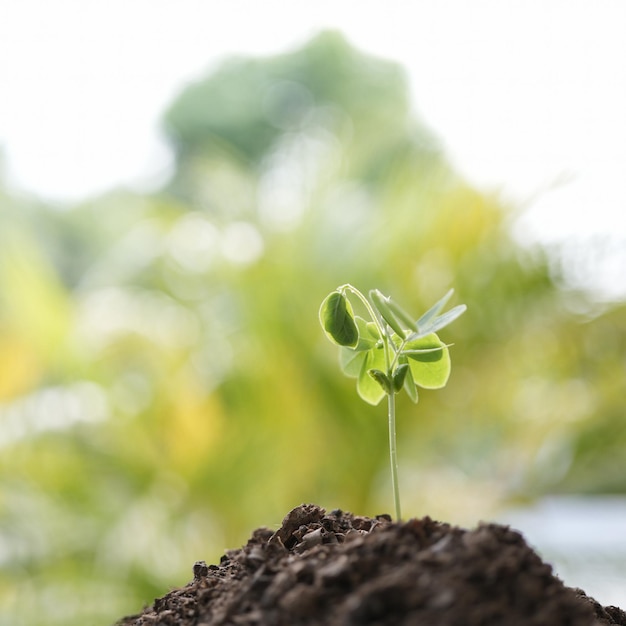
[385,298,417,332]
[369,289,409,339]
[366,321,381,340]
[354,316,378,351]
[369,369,393,394]
[319,290,359,348]
[392,363,409,393]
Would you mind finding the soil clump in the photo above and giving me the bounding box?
[116,503,626,626]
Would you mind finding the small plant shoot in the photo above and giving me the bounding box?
[319,284,466,520]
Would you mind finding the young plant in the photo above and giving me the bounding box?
[319,284,466,520]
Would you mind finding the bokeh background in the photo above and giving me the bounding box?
[1,3,626,625]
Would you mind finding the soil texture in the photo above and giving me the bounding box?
[116,503,626,626]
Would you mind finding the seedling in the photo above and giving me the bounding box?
[319,284,466,520]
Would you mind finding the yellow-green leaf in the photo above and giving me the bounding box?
[357,347,387,405]
[402,333,451,389]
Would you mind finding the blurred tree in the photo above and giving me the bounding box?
[163,31,440,211]
[0,30,625,626]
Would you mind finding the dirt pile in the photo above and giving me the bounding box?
[116,503,626,626]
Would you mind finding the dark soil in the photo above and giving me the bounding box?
[116,503,626,626]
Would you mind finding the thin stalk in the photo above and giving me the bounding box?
[387,392,401,520]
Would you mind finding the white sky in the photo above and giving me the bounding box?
[1,0,625,299]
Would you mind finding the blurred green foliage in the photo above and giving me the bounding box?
[0,31,625,626]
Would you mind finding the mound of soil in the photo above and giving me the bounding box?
[116,503,625,626]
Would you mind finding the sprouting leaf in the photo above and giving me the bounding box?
[392,363,409,393]
[385,297,417,332]
[369,289,410,339]
[319,290,359,347]
[369,369,393,394]
[366,321,381,340]
[402,333,451,389]
[353,316,378,351]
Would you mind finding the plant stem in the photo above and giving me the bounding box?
[387,392,401,520]
[339,284,402,519]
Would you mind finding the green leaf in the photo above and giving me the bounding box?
[353,316,378,351]
[319,290,359,347]
[369,369,393,394]
[365,321,381,340]
[414,304,467,339]
[384,297,417,332]
[414,289,466,339]
[369,289,410,339]
[416,289,454,331]
[339,346,367,378]
[357,347,387,405]
[392,363,409,393]
[402,333,451,389]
